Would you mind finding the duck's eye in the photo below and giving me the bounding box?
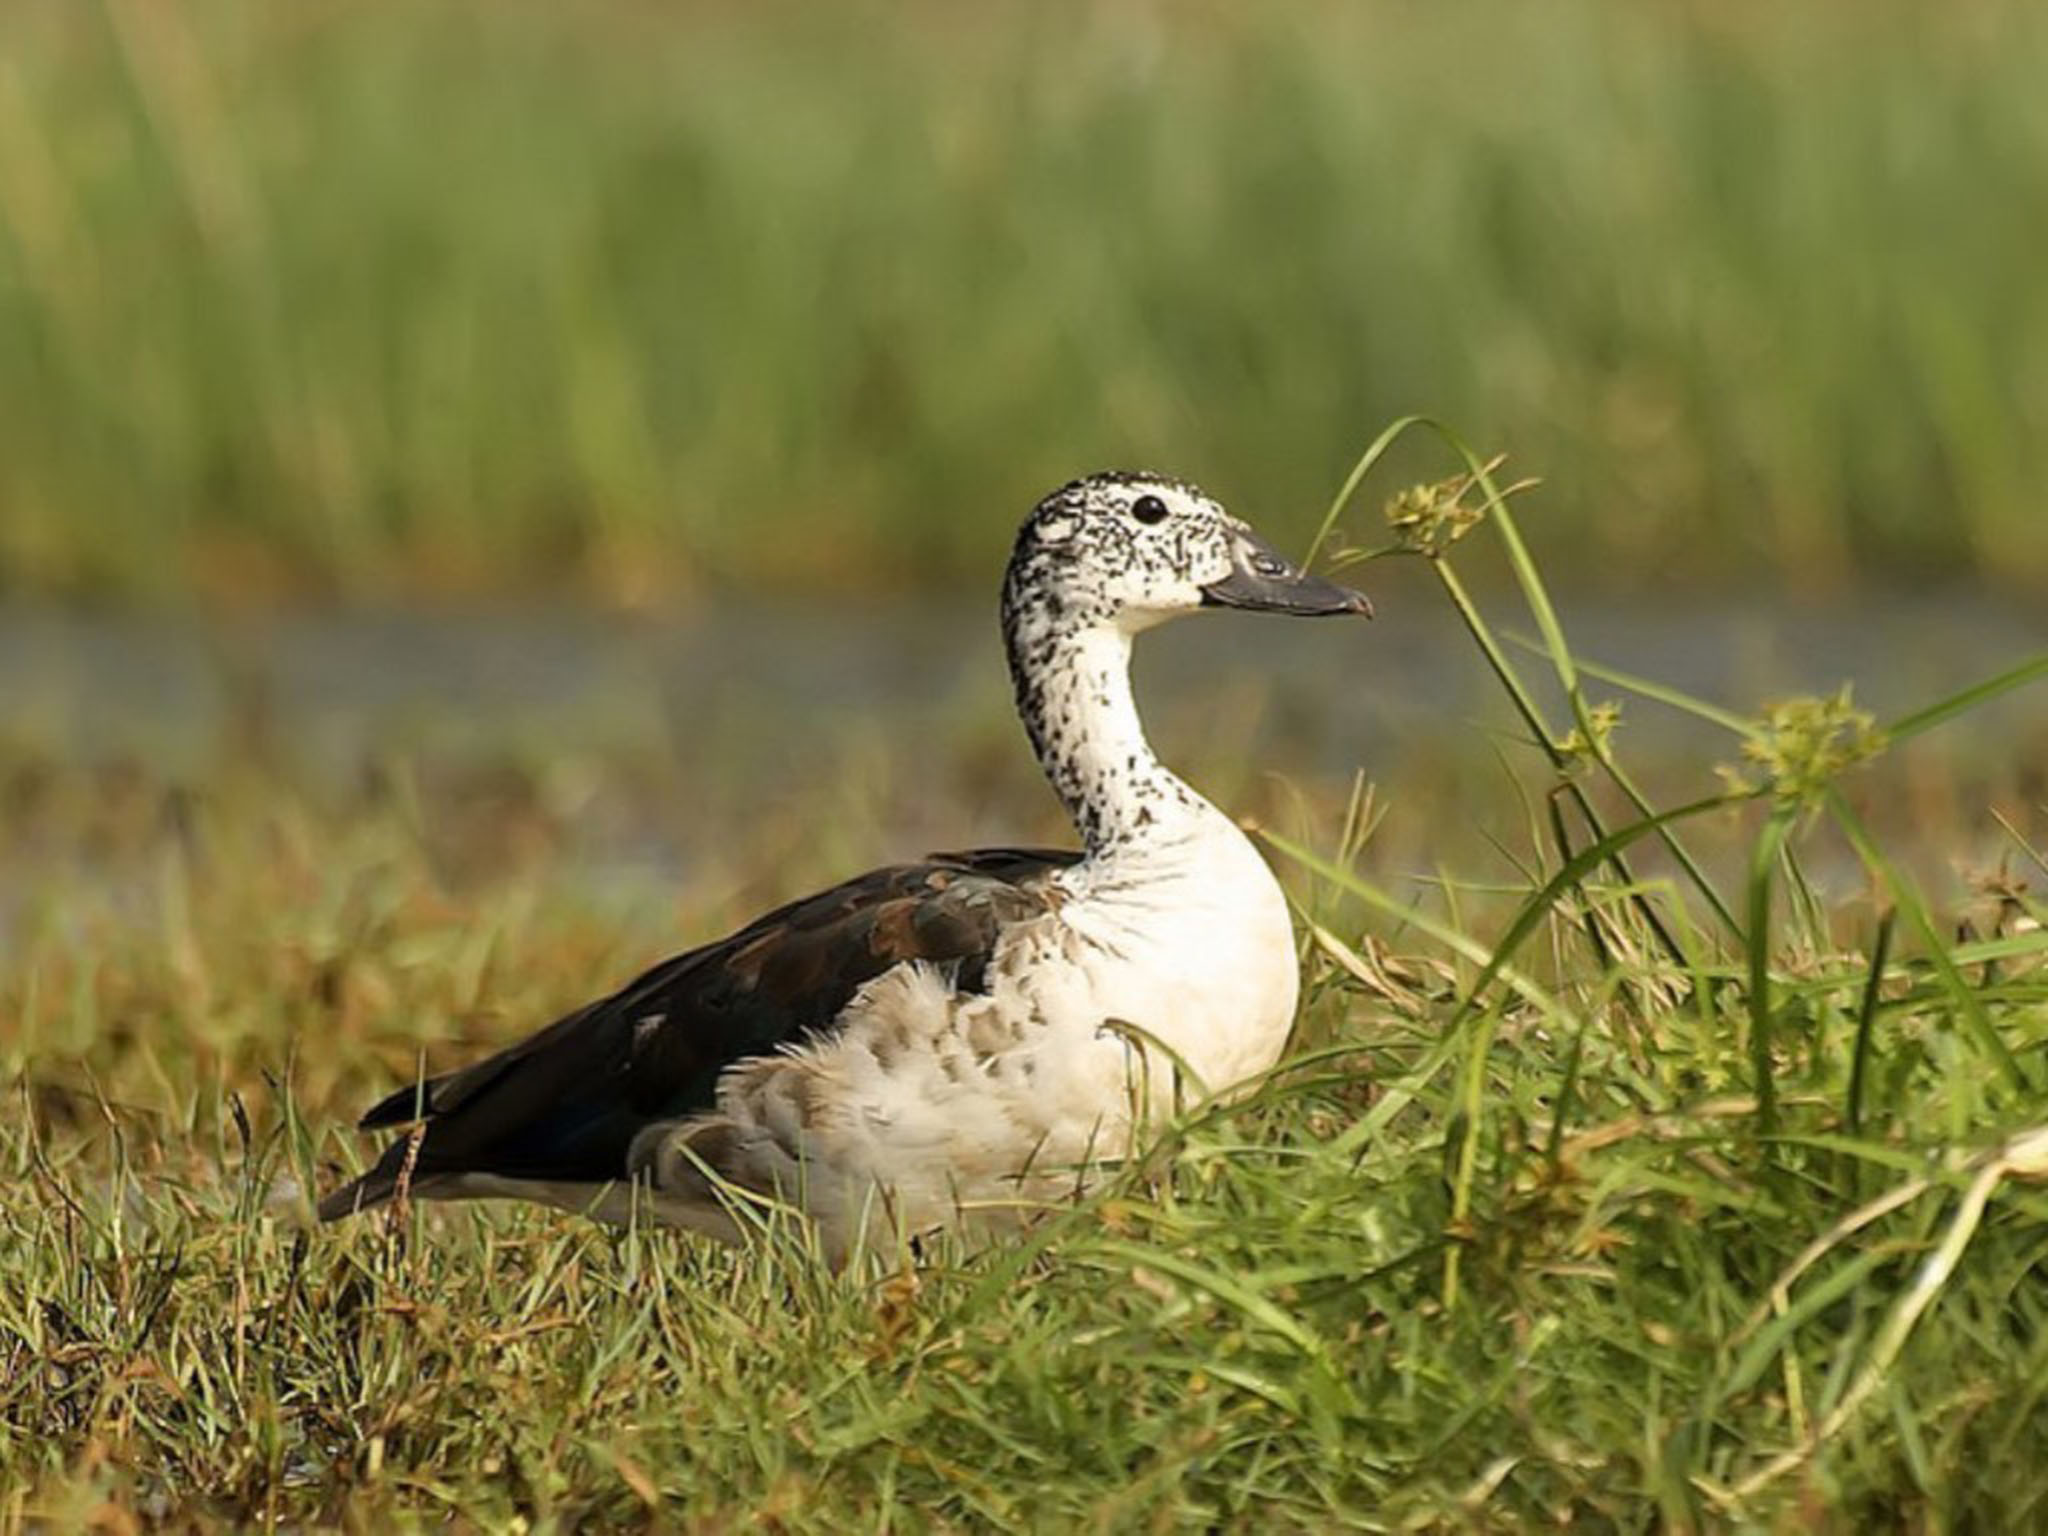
[1130,494,1170,526]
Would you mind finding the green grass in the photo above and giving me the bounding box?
[4,432,2047,1527]
[2,0,2047,602]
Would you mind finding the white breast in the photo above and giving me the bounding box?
[1050,818,1300,1095]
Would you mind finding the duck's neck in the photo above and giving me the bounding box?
[1004,604,1214,859]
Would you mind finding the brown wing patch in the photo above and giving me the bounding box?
[868,897,925,962]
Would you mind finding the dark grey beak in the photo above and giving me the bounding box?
[1200,529,1373,618]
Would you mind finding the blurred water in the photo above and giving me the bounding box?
[0,591,2040,781]
[0,591,2041,952]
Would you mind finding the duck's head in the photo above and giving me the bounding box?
[1004,471,1372,636]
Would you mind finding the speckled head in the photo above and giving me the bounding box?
[1003,471,1371,637]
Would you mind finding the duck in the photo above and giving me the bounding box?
[319,471,1371,1259]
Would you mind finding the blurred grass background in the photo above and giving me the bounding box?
[0,0,2043,605]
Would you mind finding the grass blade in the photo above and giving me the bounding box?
[1884,654,2048,743]
[1827,791,2028,1094]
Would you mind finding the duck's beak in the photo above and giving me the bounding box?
[1200,528,1373,618]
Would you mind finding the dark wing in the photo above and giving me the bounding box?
[317,846,1076,1220]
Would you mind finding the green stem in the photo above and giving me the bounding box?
[1747,809,1795,1138]
[1845,908,1896,1140]
[1435,559,1698,966]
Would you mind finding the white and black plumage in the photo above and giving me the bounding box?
[320,472,1371,1258]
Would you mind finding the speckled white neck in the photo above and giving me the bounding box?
[1005,609,1220,858]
